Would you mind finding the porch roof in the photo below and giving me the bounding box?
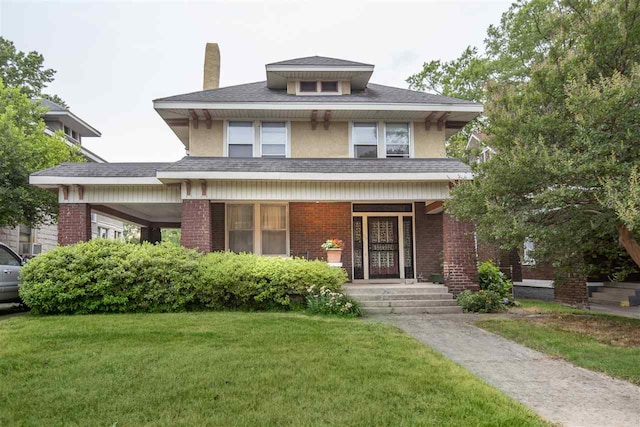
[30,157,472,186]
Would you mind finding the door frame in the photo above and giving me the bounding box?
[352,210,416,281]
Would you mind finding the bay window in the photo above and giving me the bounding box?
[227,121,254,158]
[385,123,410,158]
[353,123,378,158]
[227,203,288,256]
[261,122,287,158]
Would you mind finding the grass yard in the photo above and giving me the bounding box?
[477,300,640,384]
[0,312,547,426]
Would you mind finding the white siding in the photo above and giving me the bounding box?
[185,180,450,201]
[59,185,182,204]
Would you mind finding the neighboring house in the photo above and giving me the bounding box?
[0,100,124,257]
[29,44,484,293]
[467,132,640,306]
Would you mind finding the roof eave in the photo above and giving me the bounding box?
[44,110,102,137]
[153,100,483,113]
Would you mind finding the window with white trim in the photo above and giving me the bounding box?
[385,123,410,158]
[352,123,378,158]
[227,203,288,256]
[321,81,338,92]
[227,121,254,158]
[523,239,536,265]
[260,122,287,158]
[228,204,254,253]
[299,81,317,92]
[261,205,287,255]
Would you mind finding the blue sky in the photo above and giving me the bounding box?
[1,0,511,162]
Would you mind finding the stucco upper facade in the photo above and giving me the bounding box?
[187,119,446,158]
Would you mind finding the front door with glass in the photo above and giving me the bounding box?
[367,217,400,279]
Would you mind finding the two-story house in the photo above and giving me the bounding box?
[0,100,124,257]
[30,44,483,293]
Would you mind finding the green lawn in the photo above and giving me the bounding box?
[0,312,547,426]
[477,301,640,384]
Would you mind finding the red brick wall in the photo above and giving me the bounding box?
[443,213,479,294]
[414,203,444,279]
[180,200,212,252]
[211,203,225,251]
[477,241,500,264]
[58,203,91,245]
[554,272,589,307]
[289,202,352,278]
[522,263,555,280]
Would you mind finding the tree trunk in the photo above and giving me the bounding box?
[617,224,640,269]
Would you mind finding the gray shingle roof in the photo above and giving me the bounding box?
[37,98,67,111]
[161,157,471,174]
[32,162,171,177]
[31,157,470,177]
[155,81,478,105]
[267,56,373,67]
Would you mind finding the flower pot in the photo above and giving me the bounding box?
[326,248,343,264]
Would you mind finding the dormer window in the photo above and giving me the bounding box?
[299,81,317,92]
[296,80,342,95]
[321,81,338,92]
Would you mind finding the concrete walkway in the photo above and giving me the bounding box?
[376,314,640,427]
[590,303,640,319]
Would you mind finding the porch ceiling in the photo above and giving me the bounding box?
[94,203,182,225]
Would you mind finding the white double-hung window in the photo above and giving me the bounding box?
[227,121,254,158]
[352,123,378,158]
[385,123,410,158]
[260,205,287,255]
[227,203,288,256]
[228,204,254,253]
[261,122,287,158]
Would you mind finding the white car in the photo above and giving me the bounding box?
[0,243,24,303]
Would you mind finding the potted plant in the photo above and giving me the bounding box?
[321,238,344,264]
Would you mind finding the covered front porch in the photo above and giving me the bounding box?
[54,198,478,295]
[30,158,480,294]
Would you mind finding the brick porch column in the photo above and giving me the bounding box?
[58,203,92,245]
[180,200,212,252]
[508,249,523,282]
[554,271,589,307]
[443,212,479,294]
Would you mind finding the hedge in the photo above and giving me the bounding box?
[19,239,348,315]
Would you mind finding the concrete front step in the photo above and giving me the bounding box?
[347,292,453,301]
[601,282,640,290]
[363,306,463,315]
[346,287,450,296]
[589,295,631,305]
[594,288,637,297]
[361,299,458,308]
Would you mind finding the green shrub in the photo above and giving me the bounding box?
[478,261,513,299]
[457,290,505,313]
[195,252,347,310]
[20,240,348,315]
[456,261,514,313]
[305,285,361,317]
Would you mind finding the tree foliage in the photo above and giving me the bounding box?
[0,80,83,227]
[436,0,640,276]
[0,37,65,105]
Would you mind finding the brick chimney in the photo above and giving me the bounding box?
[203,43,220,90]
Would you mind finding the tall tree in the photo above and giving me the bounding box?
[0,37,65,106]
[431,0,640,287]
[0,80,83,227]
